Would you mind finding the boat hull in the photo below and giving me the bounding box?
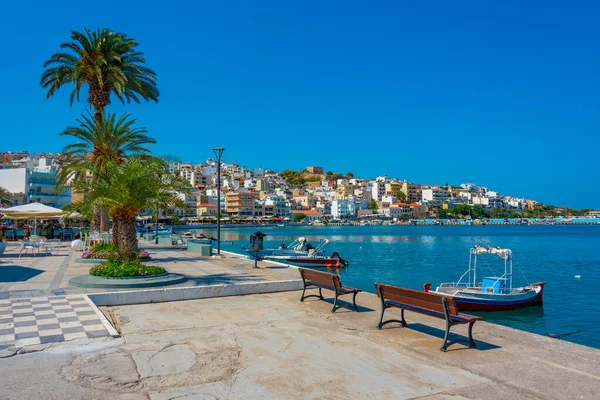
[436,283,545,312]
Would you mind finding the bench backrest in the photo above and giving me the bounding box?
[375,283,459,316]
[299,268,341,289]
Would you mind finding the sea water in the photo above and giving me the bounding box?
[181,225,600,349]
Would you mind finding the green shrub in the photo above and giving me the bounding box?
[90,242,119,253]
[89,259,165,278]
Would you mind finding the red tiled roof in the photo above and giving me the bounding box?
[292,210,321,215]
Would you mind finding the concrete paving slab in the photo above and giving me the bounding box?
[101,291,600,399]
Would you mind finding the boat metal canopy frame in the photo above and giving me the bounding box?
[445,245,513,292]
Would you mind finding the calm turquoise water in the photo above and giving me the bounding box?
[182,225,600,349]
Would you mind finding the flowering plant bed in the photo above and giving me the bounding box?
[89,259,165,278]
[82,242,150,260]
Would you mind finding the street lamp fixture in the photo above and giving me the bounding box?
[213,147,225,256]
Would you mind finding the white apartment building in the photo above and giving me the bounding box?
[421,187,450,205]
[388,203,413,219]
[371,181,387,201]
[264,196,291,218]
[202,165,217,177]
[0,157,71,208]
[380,194,397,207]
[331,199,356,219]
[472,196,490,207]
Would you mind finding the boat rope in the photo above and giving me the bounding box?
[513,260,531,285]
[480,255,498,277]
[548,329,586,339]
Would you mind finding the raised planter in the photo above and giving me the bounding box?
[69,272,187,289]
[76,258,106,264]
[76,257,152,264]
[187,239,213,256]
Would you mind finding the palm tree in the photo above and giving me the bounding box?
[41,28,159,125]
[58,111,155,230]
[0,186,13,207]
[71,156,189,261]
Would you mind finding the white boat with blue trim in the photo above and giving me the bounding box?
[424,245,545,311]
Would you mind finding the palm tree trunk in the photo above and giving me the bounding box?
[88,89,109,127]
[118,219,139,262]
[112,218,121,249]
[90,95,111,232]
[91,207,101,230]
[100,208,110,232]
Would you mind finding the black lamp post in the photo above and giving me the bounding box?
[213,147,225,255]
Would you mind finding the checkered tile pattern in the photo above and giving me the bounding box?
[0,295,110,348]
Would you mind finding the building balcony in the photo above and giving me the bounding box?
[29,170,55,177]
[28,193,70,199]
[29,182,55,188]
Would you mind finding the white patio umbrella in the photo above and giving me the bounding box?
[0,202,64,235]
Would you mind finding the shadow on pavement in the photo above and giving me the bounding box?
[0,265,45,283]
[383,322,502,351]
[186,273,268,286]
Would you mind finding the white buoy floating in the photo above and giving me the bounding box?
[574,275,581,279]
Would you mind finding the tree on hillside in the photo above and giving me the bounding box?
[293,213,306,222]
[346,172,354,178]
[58,112,155,230]
[436,208,449,218]
[471,205,488,219]
[453,204,472,217]
[397,191,407,203]
[41,27,159,126]
[367,200,378,210]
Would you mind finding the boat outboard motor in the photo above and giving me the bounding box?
[331,252,349,267]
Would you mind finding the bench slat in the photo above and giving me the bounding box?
[376,283,459,316]
[386,300,480,323]
[301,269,335,285]
[305,280,335,291]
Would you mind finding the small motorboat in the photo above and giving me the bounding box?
[266,255,343,268]
[424,245,545,311]
[244,237,328,258]
[181,232,194,238]
[265,251,348,268]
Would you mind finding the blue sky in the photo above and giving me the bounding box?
[1,1,599,208]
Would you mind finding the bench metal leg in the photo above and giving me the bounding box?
[301,286,325,302]
[331,291,339,313]
[400,309,407,327]
[441,320,452,352]
[468,321,477,348]
[377,305,405,329]
[300,284,307,302]
[352,291,359,311]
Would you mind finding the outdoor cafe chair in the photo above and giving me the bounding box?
[5,229,16,241]
[15,229,24,240]
[101,233,112,243]
[63,229,74,241]
[44,239,62,255]
[18,239,38,257]
[53,229,61,239]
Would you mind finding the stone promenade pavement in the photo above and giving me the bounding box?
[0,241,296,350]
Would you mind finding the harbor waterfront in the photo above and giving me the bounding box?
[179,224,600,349]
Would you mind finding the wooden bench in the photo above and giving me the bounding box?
[374,283,482,351]
[299,268,362,313]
